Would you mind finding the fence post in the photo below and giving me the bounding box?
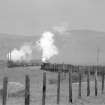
[78,66,82,98]
[42,71,46,105]
[57,64,61,105]
[102,67,104,94]
[63,63,66,79]
[2,77,8,105]
[95,66,98,96]
[68,65,72,103]
[25,75,30,105]
[87,68,90,96]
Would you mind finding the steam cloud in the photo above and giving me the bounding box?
[53,22,69,34]
[7,44,32,62]
[36,31,58,62]
[7,29,61,63]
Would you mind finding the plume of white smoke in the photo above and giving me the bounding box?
[53,22,70,34]
[7,44,32,62]
[36,31,58,62]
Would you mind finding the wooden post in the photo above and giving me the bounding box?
[63,64,66,79]
[55,64,57,72]
[102,67,104,94]
[53,64,55,72]
[87,68,90,96]
[25,75,30,105]
[42,71,46,105]
[2,77,8,105]
[46,63,48,71]
[78,66,82,98]
[57,67,61,104]
[95,66,98,96]
[68,65,72,103]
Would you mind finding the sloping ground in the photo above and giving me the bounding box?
[74,95,105,105]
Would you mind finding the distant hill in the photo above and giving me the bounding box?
[53,29,105,65]
[0,30,105,65]
[0,33,39,60]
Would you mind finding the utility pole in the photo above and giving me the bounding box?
[97,48,100,65]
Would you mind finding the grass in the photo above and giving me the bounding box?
[0,64,105,105]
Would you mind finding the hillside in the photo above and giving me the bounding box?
[0,30,105,65]
[0,33,39,60]
[52,29,105,65]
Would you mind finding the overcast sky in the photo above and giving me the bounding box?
[0,0,105,35]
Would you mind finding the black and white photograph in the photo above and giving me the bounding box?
[0,0,105,105]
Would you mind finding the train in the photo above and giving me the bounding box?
[7,59,42,68]
[7,51,41,68]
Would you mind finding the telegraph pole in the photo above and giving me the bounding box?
[97,48,100,66]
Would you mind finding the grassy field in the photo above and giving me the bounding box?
[0,64,105,105]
